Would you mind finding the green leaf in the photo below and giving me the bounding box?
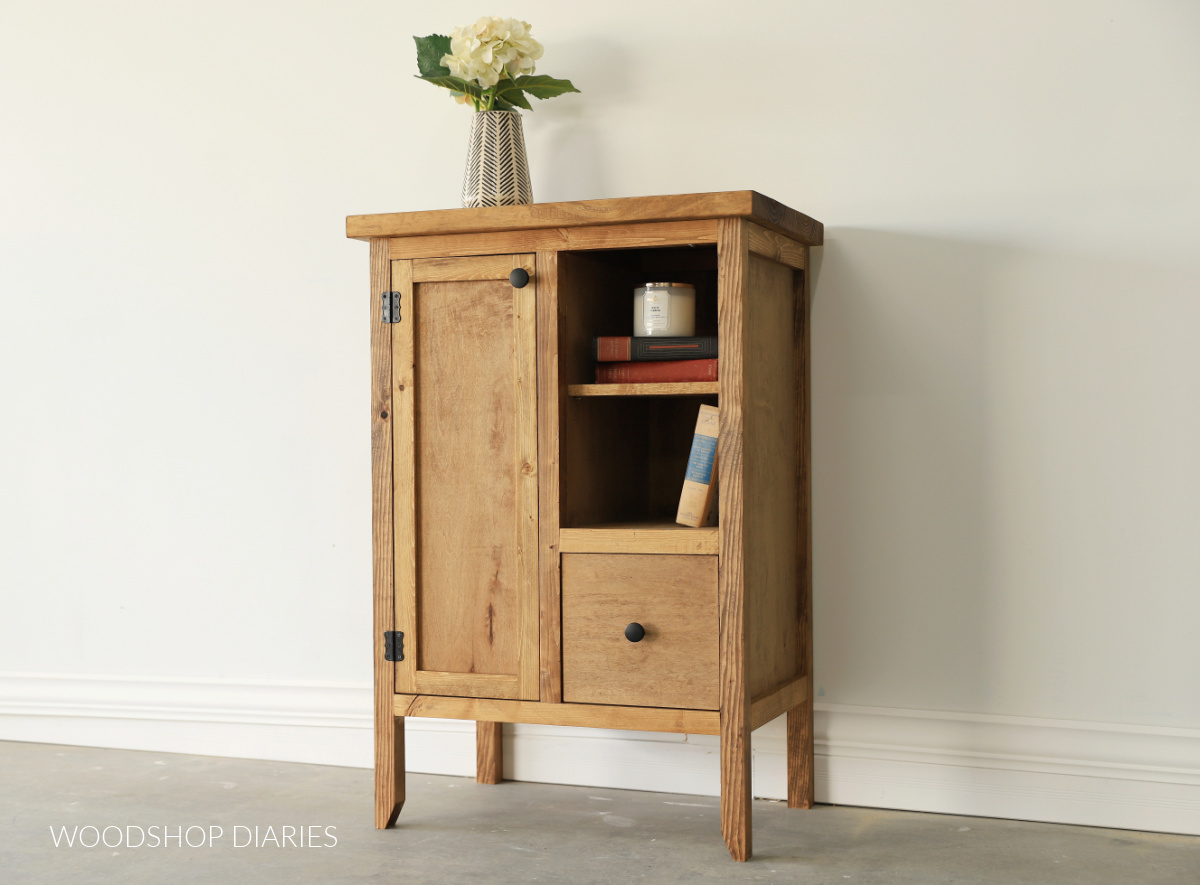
[416,74,481,100]
[513,75,581,100]
[414,34,452,77]
[493,82,533,111]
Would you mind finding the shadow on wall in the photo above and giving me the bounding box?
[811,229,1020,715]
[812,228,1200,726]
[525,37,634,201]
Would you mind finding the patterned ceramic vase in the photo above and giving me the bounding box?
[461,110,533,208]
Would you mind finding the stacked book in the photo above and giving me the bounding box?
[593,336,718,383]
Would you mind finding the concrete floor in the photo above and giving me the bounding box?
[1,741,1196,884]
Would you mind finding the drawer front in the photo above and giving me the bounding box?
[561,553,719,710]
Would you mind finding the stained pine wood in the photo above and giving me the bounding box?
[413,255,517,282]
[744,254,801,700]
[561,554,719,710]
[348,192,822,245]
[369,239,401,829]
[749,675,810,732]
[790,247,816,810]
[536,250,563,702]
[392,256,539,700]
[389,220,719,260]
[717,217,752,861]
[567,382,720,397]
[476,721,504,784]
[412,272,518,678]
[747,221,807,271]
[391,260,417,695]
[396,694,721,735]
[558,522,718,555]
[411,672,519,700]
[513,253,541,700]
[353,194,823,861]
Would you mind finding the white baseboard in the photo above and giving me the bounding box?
[2,673,1198,835]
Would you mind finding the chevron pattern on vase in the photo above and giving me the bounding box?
[461,110,534,208]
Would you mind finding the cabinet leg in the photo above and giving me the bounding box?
[720,708,752,861]
[476,720,503,785]
[787,688,815,808]
[376,714,404,828]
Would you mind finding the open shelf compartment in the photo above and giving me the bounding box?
[556,244,720,534]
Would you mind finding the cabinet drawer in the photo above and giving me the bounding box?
[561,553,719,710]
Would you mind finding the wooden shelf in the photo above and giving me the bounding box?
[559,521,718,555]
[568,382,719,397]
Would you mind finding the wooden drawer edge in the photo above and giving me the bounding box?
[559,526,719,555]
[395,694,720,736]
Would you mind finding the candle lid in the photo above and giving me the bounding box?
[641,282,695,289]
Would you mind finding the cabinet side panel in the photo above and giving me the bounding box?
[744,255,801,699]
[414,278,521,676]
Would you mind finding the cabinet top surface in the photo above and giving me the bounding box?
[346,191,822,245]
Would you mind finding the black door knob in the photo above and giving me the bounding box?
[624,622,646,643]
[509,268,530,288]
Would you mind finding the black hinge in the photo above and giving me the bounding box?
[384,631,404,662]
[381,291,401,324]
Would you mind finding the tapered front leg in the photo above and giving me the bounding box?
[476,721,504,784]
[720,704,752,861]
[376,714,404,828]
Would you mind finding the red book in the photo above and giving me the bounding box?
[594,336,719,362]
[595,359,718,384]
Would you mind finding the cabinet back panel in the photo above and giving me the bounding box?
[413,278,521,676]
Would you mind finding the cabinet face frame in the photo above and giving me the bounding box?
[390,254,540,701]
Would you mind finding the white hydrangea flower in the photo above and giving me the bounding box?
[442,16,544,90]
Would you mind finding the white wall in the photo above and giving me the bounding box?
[3,1,1199,834]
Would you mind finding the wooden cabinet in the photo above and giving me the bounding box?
[348,191,823,862]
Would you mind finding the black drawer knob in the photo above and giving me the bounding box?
[509,268,530,288]
[624,622,646,643]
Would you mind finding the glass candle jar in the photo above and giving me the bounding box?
[633,282,696,337]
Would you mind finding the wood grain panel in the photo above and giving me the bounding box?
[559,523,718,555]
[389,220,718,260]
[413,255,518,282]
[393,257,539,700]
[369,240,401,828]
[414,276,520,677]
[747,221,807,271]
[348,192,821,244]
[790,248,816,809]
[513,253,540,700]
[562,554,719,710]
[749,675,809,731]
[536,250,563,702]
[743,255,801,700]
[567,382,719,397]
[411,672,520,700]
[396,695,721,735]
[717,217,752,861]
[391,260,417,695]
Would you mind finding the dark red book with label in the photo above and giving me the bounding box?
[594,336,719,362]
[595,359,718,384]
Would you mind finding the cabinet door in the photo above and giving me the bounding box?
[392,254,539,700]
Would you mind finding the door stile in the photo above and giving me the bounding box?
[391,259,418,695]
[513,253,541,700]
